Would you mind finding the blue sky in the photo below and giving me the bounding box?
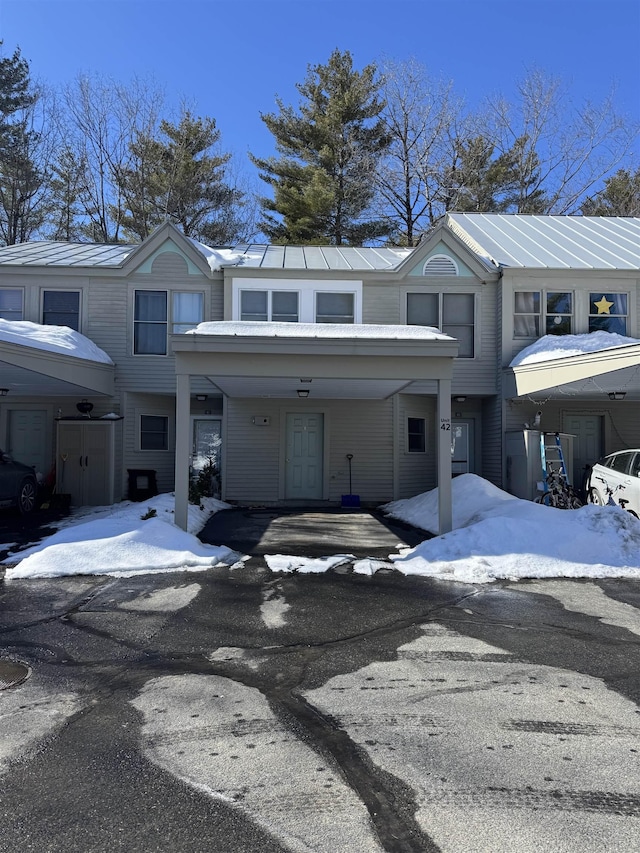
[0,0,638,177]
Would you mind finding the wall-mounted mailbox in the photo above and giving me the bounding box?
[251,416,271,426]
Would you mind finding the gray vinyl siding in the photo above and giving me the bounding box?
[224,398,395,504]
[362,279,401,324]
[121,391,176,497]
[481,395,503,488]
[397,394,437,498]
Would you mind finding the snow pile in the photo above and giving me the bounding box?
[510,331,639,366]
[3,493,238,579]
[383,474,640,584]
[0,319,114,364]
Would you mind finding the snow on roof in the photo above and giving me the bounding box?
[0,319,114,364]
[448,213,640,270]
[510,331,640,367]
[192,243,412,271]
[188,321,453,341]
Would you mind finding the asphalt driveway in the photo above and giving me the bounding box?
[199,505,427,560]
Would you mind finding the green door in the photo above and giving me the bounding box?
[285,413,323,500]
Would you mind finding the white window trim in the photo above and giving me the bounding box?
[41,288,82,331]
[405,290,478,359]
[0,287,25,321]
[513,288,632,338]
[138,412,170,452]
[406,414,428,454]
[232,278,362,323]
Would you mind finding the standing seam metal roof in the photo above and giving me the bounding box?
[0,240,411,271]
[447,213,640,270]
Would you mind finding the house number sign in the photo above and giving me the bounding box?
[440,418,451,431]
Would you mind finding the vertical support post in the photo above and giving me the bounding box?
[174,371,191,530]
[437,378,453,535]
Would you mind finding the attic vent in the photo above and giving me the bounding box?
[423,254,458,276]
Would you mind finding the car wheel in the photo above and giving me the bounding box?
[588,488,605,506]
[17,478,37,514]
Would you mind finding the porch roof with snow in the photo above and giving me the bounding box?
[171,322,459,535]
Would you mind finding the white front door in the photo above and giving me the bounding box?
[451,420,474,475]
[191,417,222,471]
[285,412,324,500]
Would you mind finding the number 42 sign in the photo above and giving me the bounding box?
[440,418,451,431]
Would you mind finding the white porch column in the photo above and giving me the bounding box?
[174,371,191,531]
[437,378,453,535]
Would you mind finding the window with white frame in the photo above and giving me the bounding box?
[43,290,80,330]
[140,415,168,450]
[0,289,23,321]
[407,417,426,453]
[232,279,362,324]
[135,291,167,354]
[172,292,204,333]
[589,293,627,335]
[407,292,475,357]
[315,292,354,323]
[240,290,299,322]
[513,290,573,337]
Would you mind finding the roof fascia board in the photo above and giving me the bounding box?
[0,340,114,395]
[504,343,640,397]
[121,222,214,277]
[395,221,499,281]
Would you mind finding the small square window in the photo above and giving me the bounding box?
[546,292,572,335]
[140,415,168,451]
[407,417,426,453]
[43,291,80,330]
[589,293,627,335]
[316,292,354,323]
[0,289,23,321]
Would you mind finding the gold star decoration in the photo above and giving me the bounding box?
[593,295,614,315]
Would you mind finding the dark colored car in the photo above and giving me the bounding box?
[0,449,39,514]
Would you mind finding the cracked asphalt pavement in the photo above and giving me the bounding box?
[1,507,640,852]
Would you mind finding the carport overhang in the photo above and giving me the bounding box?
[0,339,115,397]
[172,323,459,536]
[503,342,640,399]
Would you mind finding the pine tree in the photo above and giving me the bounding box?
[581,168,640,216]
[252,49,391,245]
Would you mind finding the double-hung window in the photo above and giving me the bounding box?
[0,289,23,321]
[43,290,80,330]
[407,417,426,453]
[407,292,475,357]
[140,415,169,450]
[514,291,573,337]
[240,290,299,322]
[134,291,167,355]
[589,293,627,335]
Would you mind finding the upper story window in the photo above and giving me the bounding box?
[43,290,80,331]
[232,279,362,324]
[514,291,573,337]
[134,290,167,355]
[135,290,204,354]
[0,289,23,321]
[407,292,475,358]
[589,293,627,335]
[240,290,299,322]
[172,292,204,334]
[423,255,458,276]
[315,292,354,323]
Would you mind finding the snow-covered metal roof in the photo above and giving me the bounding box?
[0,241,135,266]
[447,213,640,270]
[222,244,412,271]
[0,239,411,271]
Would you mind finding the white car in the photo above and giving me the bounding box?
[586,450,640,517]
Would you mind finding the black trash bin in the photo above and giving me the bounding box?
[127,469,158,501]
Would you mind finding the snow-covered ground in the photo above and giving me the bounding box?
[2,474,639,584]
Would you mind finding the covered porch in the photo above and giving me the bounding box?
[172,322,459,535]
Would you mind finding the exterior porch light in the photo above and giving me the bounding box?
[453,396,466,403]
[608,391,626,401]
[297,389,310,398]
[195,394,207,401]
[0,388,7,396]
